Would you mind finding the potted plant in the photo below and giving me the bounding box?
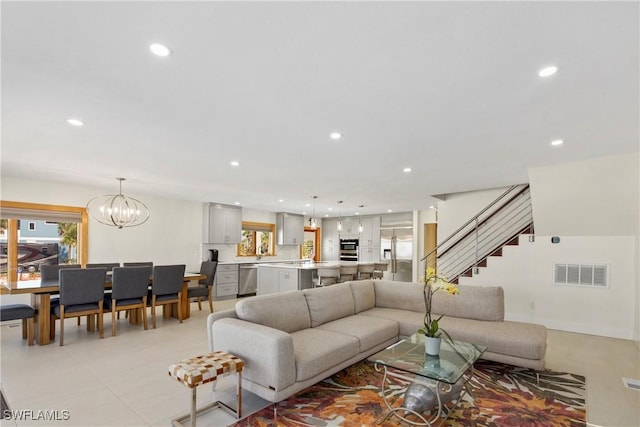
[418,267,459,355]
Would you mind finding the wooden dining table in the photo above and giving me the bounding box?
[1,272,205,345]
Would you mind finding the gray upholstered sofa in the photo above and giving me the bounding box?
[206,280,547,403]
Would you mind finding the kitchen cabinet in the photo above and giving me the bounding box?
[322,219,340,261]
[338,218,359,238]
[276,213,304,245]
[358,246,380,263]
[359,217,381,247]
[203,203,242,244]
[214,264,239,300]
[256,264,315,295]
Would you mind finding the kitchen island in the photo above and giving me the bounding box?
[256,262,342,295]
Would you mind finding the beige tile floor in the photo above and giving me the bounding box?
[1,298,639,427]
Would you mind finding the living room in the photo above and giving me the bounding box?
[1,1,639,426]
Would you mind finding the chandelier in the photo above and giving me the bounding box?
[86,178,150,229]
[308,196,318,228]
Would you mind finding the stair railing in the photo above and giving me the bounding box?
[421,184,533,282]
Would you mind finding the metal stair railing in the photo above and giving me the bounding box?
[421,184,533,282]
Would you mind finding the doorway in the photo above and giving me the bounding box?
[301,227,320,261]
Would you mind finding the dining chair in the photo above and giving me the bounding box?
[316,266,340,287]
[40,264,82,284]
[86,262,120,271]
[123,262,153,268]
[50,267,107,346]
[0,304,36,346]
[105,266,149,336]
[149,264,186,329]
[186,261,217,313]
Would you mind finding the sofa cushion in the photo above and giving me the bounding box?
[438,317,546,360]
[290,328,359,382]
[373,280,425,312]
[303,283,355,327]
[317,315,398,352]
[432,285,504,321]
[349,280,375,313]
[357,307,424,337]
[235,291,311,333]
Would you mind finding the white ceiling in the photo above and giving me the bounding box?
[1,1,638,218]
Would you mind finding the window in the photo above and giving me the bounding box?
[0,201,88,285]
[237,222,275,257]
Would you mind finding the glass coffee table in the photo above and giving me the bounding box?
[368,334,486,426]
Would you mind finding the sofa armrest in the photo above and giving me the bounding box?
[212,318,296,391]
[206,309,238,352]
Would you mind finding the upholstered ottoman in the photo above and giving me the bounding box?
[168,351,244,426]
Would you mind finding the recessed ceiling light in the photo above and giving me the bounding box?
[278,199,284,203]
[551,139,564,146]
[230,161,240,167]
[305,203,311,207]
[355,212,360,216]
[67,118,85,127]
[538,65,558,77]
[387,209,393,213]
[429,205,436,209]
[234,202,240,205]
[403,167,412,173]
[149,43,172,57]
[328,207,333,211]
[330,132,342,140]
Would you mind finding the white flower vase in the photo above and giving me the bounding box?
[425,336,442,356]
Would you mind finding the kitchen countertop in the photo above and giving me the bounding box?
[256,261,349,270]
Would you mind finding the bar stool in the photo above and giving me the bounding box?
[357,263,375,280]
[316,266,340,287]
[373,262,389,279]
[339,264,358,282]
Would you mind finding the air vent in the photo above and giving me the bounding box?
[554,264,608,288]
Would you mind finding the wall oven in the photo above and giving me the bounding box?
[339,239,359,262]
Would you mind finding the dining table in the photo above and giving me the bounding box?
[0,272,205,345]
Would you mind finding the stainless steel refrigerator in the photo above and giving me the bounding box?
[380,226,413,282]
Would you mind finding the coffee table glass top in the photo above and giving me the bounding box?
[368,334,486,384]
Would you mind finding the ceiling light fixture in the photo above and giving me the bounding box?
[330,132,342,140]
[551,139,564,146]
[337,201,343,232]
[308,196,318,229]
[538,65,558,77]
[67,118,85,127]
[403,167,412,173]
[149,43,172,57]
[86,177,150,229]
[230,161,240,167]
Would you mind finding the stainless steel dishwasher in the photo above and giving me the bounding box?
[238,264,258,296]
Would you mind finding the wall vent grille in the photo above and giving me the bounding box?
[554,264,608,288]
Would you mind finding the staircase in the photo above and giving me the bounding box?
[422,184,533,284]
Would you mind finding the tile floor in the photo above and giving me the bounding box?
[0,298,639,427]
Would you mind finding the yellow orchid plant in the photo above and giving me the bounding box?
[418,267,459,338]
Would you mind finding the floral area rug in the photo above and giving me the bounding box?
[231,359,586,427]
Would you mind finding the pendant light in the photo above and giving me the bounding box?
[86,177,150,229]
[309,196,318,229]
[337,201,343,232]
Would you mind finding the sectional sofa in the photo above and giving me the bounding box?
[206,279,547,403]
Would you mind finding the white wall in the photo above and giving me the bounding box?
[529,153,639,236]
[459,235,637,339]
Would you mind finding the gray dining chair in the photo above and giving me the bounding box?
[149,264,185,329]
[41,264,83,325]
[123,262,153,268]
[186,261,217,313]
[105,266,149,336]
[50,267,107,346]
[0,304,36,346]
[86,262,120,271]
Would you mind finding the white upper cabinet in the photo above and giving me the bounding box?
[203,203,242,244]
[277,213,304,245]
[359,217,381,248]
[338,218,359,238]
